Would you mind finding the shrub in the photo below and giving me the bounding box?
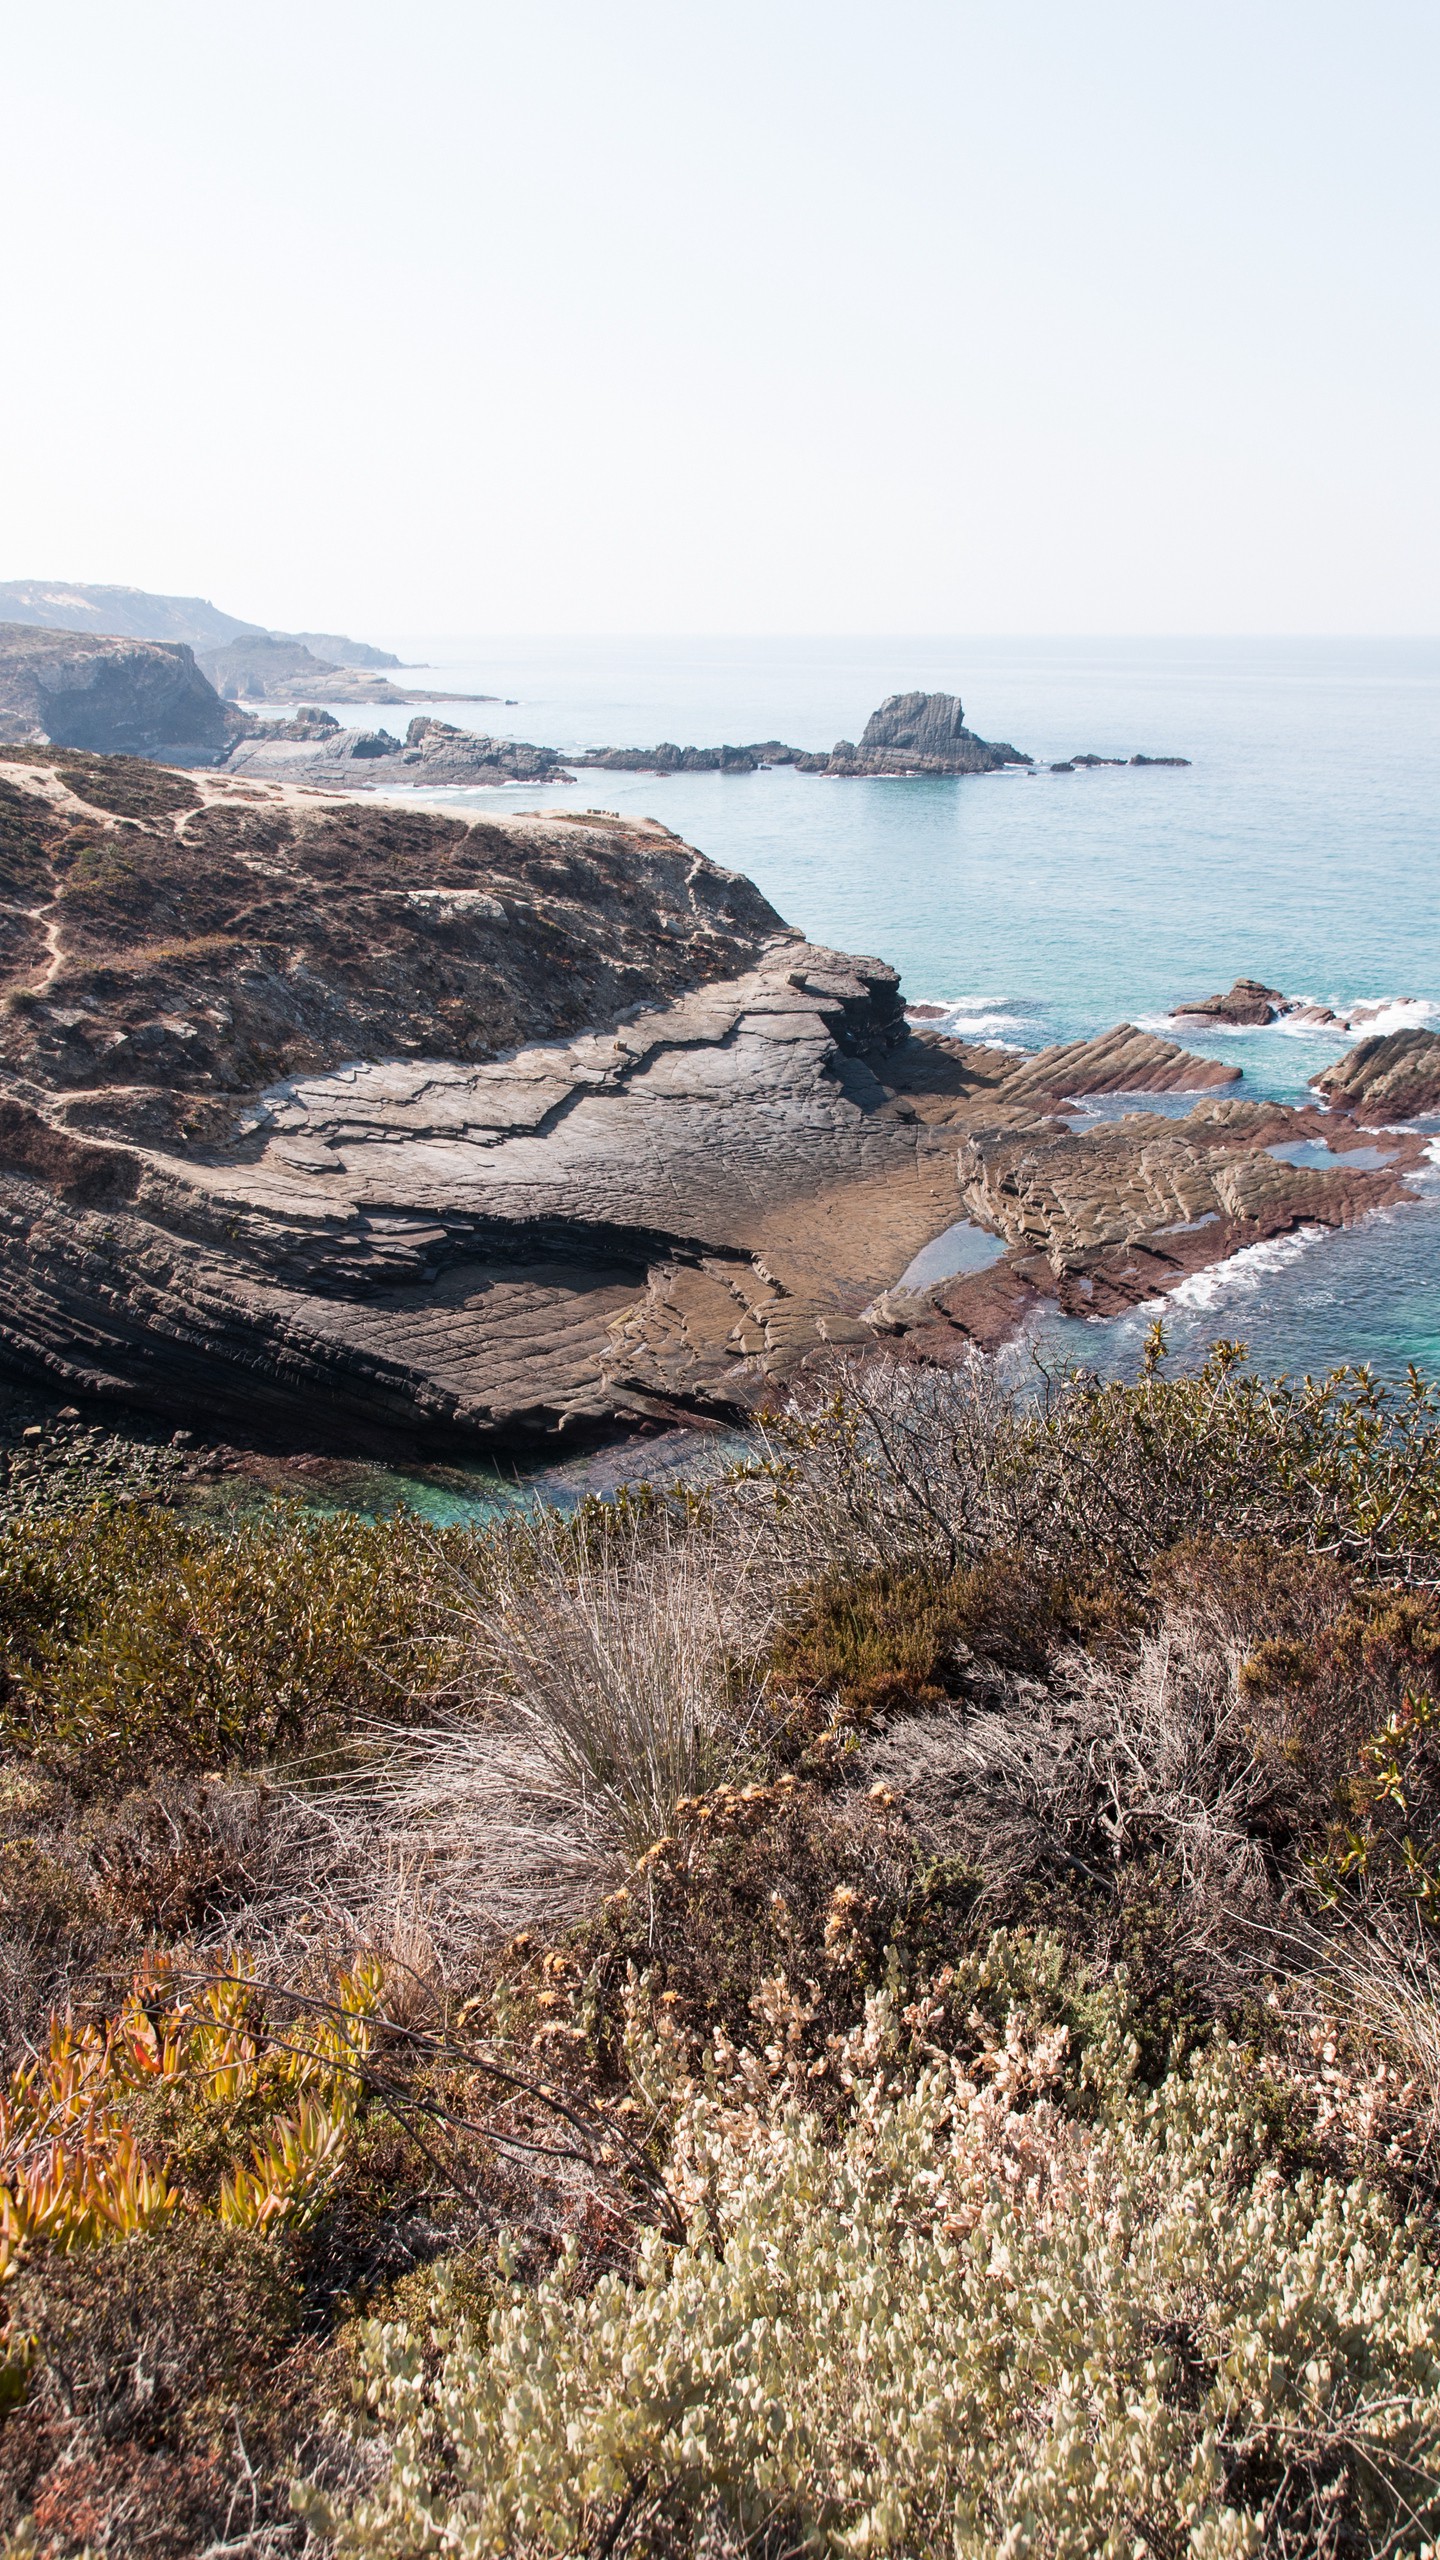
[0,1952,382,2277]
[315,1994,1440,2558]
[0,1502,460,1793]
[769,1553,1107,1724]
[757,1347,1440,1590]
[0,2220,299,2556]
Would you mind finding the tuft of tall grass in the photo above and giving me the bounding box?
[310,1505,783,1943]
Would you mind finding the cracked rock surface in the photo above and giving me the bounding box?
[0,748,1420,1453]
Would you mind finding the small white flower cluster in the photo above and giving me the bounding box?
[310,1980,1440,2557]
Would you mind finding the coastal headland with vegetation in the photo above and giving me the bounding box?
[3,681,1440,2552]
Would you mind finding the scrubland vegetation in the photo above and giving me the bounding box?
[8,1341,1440,2553]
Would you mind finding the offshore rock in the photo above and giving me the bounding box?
[1173,977,1288,1027]
[0,624,254,765]
[991,1024,1239,1100]
[818,693,1031,777]
[1312,1028,1440,1120]
[579,742,801,775]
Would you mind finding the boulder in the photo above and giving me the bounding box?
[1173,977,1288,1027]
[1312,1028,1440,1120]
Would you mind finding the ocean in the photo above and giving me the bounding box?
[288,635,1440,1515]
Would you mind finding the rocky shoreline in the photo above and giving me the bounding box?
[0,745,1431,1465]
[0,628,1201,794]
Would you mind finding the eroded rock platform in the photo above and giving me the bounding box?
[0,750,1421,1450]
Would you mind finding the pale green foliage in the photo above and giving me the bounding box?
[311,1970,1440,2557]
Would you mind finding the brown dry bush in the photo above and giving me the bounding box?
[0,2223,304,2558]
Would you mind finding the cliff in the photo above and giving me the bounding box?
[0,625,254,765]
[0,581,262,651]
[197,632,440,707]
[0,748,1410,1454]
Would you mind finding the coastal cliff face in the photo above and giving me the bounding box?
[0,749,1415,1451]
[0,625,254,765]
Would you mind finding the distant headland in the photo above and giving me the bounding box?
[0,607,1192,786]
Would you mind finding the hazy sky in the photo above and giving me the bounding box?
[3,1,1436,636]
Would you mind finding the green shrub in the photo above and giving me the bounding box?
[0,1503,462,1793]
[764,1347,1440,1589]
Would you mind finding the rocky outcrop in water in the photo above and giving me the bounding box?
[1312,1028,1440,1120]
[989,1024,1239,1100]
[0,625,254,765]
[224,715,572,788]
[0,748,1414,1450]
[580,742,799,775]
[1174,977,1288,1027]
[812,693,1031,777]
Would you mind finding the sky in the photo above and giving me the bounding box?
[2,1,1436,638]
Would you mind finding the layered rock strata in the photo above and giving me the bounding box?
[0,748,1417,1449]
[809,692,1031,777]
[1312,1028,1440,1120]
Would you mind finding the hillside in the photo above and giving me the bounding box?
[6,1352,1440,2553]
[0,581,400,669]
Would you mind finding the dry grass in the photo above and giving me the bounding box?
[287,1505,784,1952]
[862,1600,1278,1949]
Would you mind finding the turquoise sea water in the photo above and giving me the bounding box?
[296,636,1440,1506]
